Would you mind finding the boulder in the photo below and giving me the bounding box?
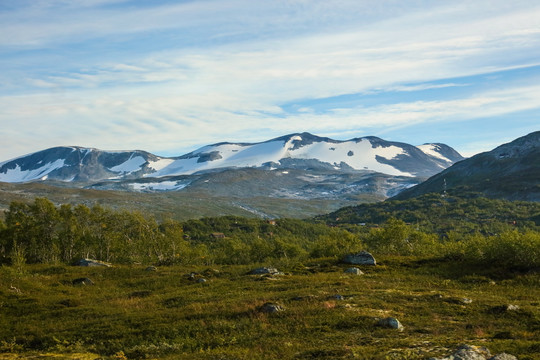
[259,302,285,313]
[377,317,404,331]
[429,345,517,360]
[72,277,94,286]
[488,354,517,360]
[490,304,520,314]
[342,251,376,265]
[145,266,157,272]
[249,267,282,275]
[344,267,364,275]
[75,258,112,267]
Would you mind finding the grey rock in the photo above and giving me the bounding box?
[145,266,157,272]
[75,258,111,267]
[431,345,491,360]
[259,302,285,313]
[377,317,404,331]
[342,251,376,265]
[490,304,520,313]
[72,277,94,286]
[488,354,517,360]
[249,267,282,275]
[344,267,364,275]
[197,278,207,283]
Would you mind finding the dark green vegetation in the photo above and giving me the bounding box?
[317,193,540,236]
[0,195,539,359]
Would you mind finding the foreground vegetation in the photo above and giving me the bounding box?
[1,258,539,359]
[0,195,539,358]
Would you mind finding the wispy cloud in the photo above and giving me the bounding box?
[1,1,540,160]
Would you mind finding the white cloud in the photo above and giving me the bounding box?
[1,1,540,159]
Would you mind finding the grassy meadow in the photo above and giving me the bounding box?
[1,257,538,359]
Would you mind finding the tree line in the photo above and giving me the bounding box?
[1,197,539,269]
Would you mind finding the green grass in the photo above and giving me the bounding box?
[1,258,538,359]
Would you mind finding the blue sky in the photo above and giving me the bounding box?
[1,0,539,161]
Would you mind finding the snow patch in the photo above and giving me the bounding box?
[130,181,189,191]
[0,159,66,182]
[417,144,451,162]
[109,156,146,173]
[144,138,413,177]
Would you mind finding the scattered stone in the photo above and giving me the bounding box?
[446,297,473,305]
[377,317,404,331]
[249,267,282,275]
[202,268,220,277]
[259,302,285,313]
[342,251,376,266]
[490,304,520,314]
[196,278,207,283]
[331,294,345,301]
[186,272,199,281]
[145,266,157,272]
[72,277,94,286]
[75,258,112,267]
[488,354,517,360]
[344,267,364,275]
[429,344,517,360]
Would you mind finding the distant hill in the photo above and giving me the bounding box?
[392,131,540,202]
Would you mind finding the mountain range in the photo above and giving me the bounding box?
[1,131,538,220]
[0,132,462,185]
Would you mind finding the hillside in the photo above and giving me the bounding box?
[392,131,540,202]
[314,193,540,235]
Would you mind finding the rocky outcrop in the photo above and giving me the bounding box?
[249,267,282,275]
[377,317,404,331]
[72,277,94,286]
[75,258,112,267]
[344,267,364,275]
[429,345,517,360]
[259,302,285,313]
[342,251,376,265]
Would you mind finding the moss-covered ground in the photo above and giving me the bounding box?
[0,258,538,359]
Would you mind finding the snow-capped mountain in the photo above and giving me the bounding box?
[0,132,463,184]
[0,147,158,183]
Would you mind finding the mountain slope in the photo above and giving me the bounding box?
[0,147,159,183]
[0,132,463,184]
[392,131,540,202]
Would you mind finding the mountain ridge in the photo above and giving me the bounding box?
[0,132,463,184]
